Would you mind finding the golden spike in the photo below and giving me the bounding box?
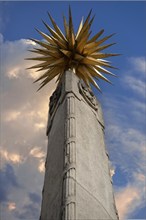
[88,75,101,92]
[96,33,116,46]
[45,50,62,58]
[69,6,75,36]
[35,66,50,72]
[95,65,116,76]
[84,40,115,53]
[76,31,91,53]
[93,59,111,67]
[84,33,113,50]
[77,15,94,47]
[68,6,75,49]
[87,29,104,44]
[26,56,54,62]
[40,68,61,84]
[98,58,111,63]
[42,20,65,44]
[81,64,94,80]
[37,74,57,91]
[85,42,116,55]
[46,57,65,67]
[60,49,72,58]
[74,53,84,61]
[35,63,55,72]
[96,43,116,52]
[33,47,57,55]
[94,59,118,69]
[85,66,99,82]
[28,49,49,56]
[86,65,109,82]
[63,15,69,40]
[34,67,54,83]
[71,32,75,48]
[77,66,90,87]
[37,67,63,91]
[81,56,101,65]
[80,65,101,91]
[35,28,56,45]
[91,52,120,59]
[50,35,67,50]
[78,65,89,79]
[76,20,91,43]
[29,38,58,51]
[76,17,84,39]
[36,65,64,83]
[76,9,92,41]
[47,12,67,41]
[84,41,100,50]
[88,15,95,29]
[92,66,112,83]
[85,65,99,77]
[56,71,64,82]
[27,61,49,70]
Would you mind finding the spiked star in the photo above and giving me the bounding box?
[27,7,119,91]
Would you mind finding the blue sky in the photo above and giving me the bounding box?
[0,1,146,220]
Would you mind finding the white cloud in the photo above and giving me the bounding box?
[5,110,21,122]
[34,122,46,130]
[106,124,146,175]
[122,57,146,97]
[0,148,24,166]
[38,159,45,173]
[129,57,146,73]
[0,32,3,43]
[130,99,146,113]
[116,186,139,219]
[1,36,41,80]
[0,34,56,220]
[8,66,22,78]
[115,172,145,219]
[29,147,45,158]
[103,56,146,219]
[105,117,146,219]
[110,167,115,177]
[7,202,16,211]
[29,147,46,173]
[104,94,146,219]
[135,173,145,182]
[1,33,145,220]
[124,75,145,96]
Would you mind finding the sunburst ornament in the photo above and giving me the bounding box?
[27,7,119,91]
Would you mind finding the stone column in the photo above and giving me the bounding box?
[40,70,118,220]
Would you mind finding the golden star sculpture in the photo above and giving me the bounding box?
[27,7,119,91]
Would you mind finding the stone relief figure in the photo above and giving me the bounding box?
[49,83,62,116]
[78,80,98,111]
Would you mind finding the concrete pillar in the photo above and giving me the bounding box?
[40,70,118,220]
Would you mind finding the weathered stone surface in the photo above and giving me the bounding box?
[40,70,118,220]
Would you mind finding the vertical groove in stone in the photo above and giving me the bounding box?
[62,93,76,220]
